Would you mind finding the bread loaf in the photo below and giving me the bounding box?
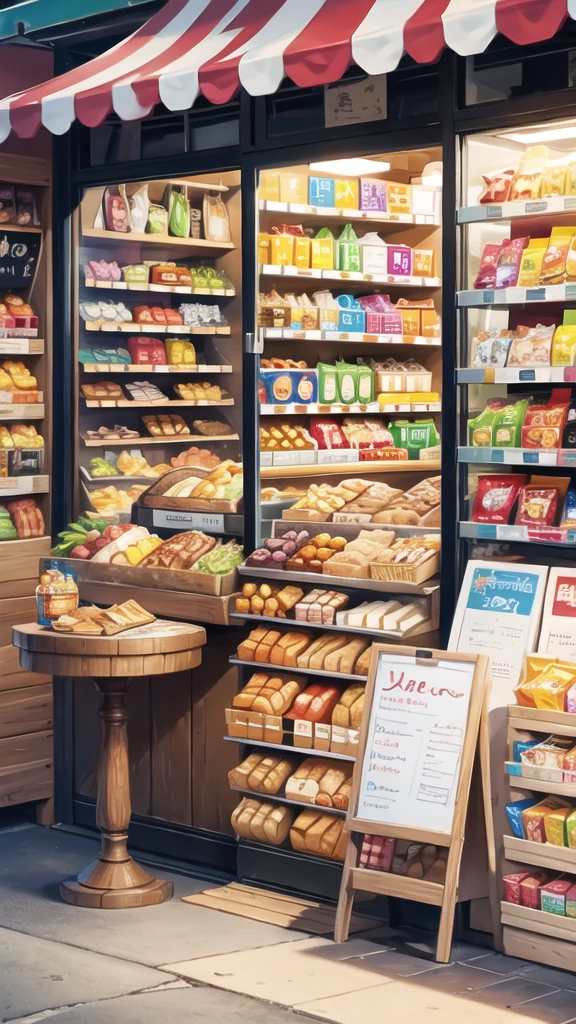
[355,646,373,677]
[231,797,294,845]
[284,684,341,724]
[232,672,305,715]
[324,637,369,674]
[290,809,347,860]
[285,758,353,809]
[269,631,312,667]
[332,684,365,730]
[229,753,297,795]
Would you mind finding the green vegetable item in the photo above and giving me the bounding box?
[167,189,190,238]
[90,457,117,478]
[0,506,17,540]
[337,223,361,273]
[193,540,243,575]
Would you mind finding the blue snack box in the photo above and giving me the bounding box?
[308,177,335,208]
[261,369,318,405]
[513,739,539,763]
[337,294,365,333]
[505,798,538,838]
[290,369,318,404]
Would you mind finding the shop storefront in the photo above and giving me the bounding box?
[3,0,576,964]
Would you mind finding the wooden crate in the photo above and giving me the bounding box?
[40,557,238,597]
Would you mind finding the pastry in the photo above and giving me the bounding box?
[192,419,234,436]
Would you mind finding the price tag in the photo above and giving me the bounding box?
[565,197,576,211]
[486,206,502,219]
[559,449,576,467]
[0,339,30,354]
[273,452,300,466]
[483,290,494,304]
[518,369,536,382]
[522,451,539,464]
[526,288,546,302]
[152,510,226,532]
[525,201,547,214]
[490,449,504,463]
[497,525,528,541]
[565,283,576,301]
[564,368,576,382]
[476,524,497,539]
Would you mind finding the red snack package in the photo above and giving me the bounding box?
[104,185,130,233]
[471,474,526,524]
[474,241,508,290]
[515,486,559,526]
[150,307,168,324]
[309,418,349,450]
[503,871,531,904]
[133,306,153,323]
[495,237,530,289]
[521,388,570,449]
[520,872,550,909]
[478,168,515,205]
[127,337,166,366]
[164,308,183,326]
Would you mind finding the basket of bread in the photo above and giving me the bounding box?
[282,476,441,526]
[368,535,440,584]
[138,460,243,512]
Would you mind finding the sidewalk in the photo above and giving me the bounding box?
[2,825,576,1024]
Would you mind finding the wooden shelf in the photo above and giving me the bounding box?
[260,460,440,478]
[503,833,576,873]
[81,363,232,374]
[84,281,235,297]
[0,403,44,419]
[0,223,42,234]
[509,705,576,737]
[0,338,44,355]
[0,474,49,496]
[238,565,439,595]
[230,657,366,684]
[84,399,234,409]
[223,735,355,761]
[68,576,237,625]
[263,329,441,347]
[261,264,441,288]
[229,612,436,643]
[501,900,576,942]
[349,865,444,906]
[83,228,234,252]
[259,199,440,227]
[230,785,347,817]
[82,433,239,447]
[506,772,576,798]
[259,402,441,416]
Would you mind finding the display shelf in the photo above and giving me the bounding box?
[81,363,232,374]
[260,459,441,478]
[229,612,436,642]
[83,227,234,252]
[458,284,576,306]
[229,785,347,817]
[136,505,243,537]
[260,265,441,288]
[230,657,366,684]
[259,198,440,226]
[503,834,576,873]
[348,865,444,905]
[83,398,234,409]
[84,280,235,296]
[223,735,355,761]
[458,446,559,466]
[0,223,42,234]
[85,323,231,336]
[458,367,576,384]
[260,401,439,416]
[238,565,438,595]
[458,196,576,223]
[0,474,49,496]
[0,403,44,419]
[81,432,239,447]
[460,521,576,545]
[0,338,44,355]
[504,769,576,799]
[263,328,441,347]
[509,705,576,737]
[501,901,576,943]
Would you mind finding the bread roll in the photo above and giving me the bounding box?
[332,684,365,729]
[285,758,352,810]
[231,797,293,845]
[290,809,347,860]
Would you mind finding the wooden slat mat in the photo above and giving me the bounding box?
[182,882,379,935]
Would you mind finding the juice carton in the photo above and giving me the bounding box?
[337,295,365,334]
[421,309,441,338]
[293,236,311,270]
[541,877,572,914]
[387,182,412,215]
[337,223,362,273]
[520,872,551,909]
[270,232,294,266]
[399,308,421,336]
[503,871,531,904]
[358,232,388,275]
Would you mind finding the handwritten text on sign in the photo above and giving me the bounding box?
[357,653,475,834]
[0,231,41,288]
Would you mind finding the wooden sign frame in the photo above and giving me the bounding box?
[335,642,489,962]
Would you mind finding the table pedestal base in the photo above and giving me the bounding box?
[60,876,173,909]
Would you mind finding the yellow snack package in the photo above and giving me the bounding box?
[566,235,576,280]
[567,161,576,195]
[293,236,311,270]
[311,228,335,270]
[166,339,195,365]
[279,173,308,205]
[511,145,548,201]
[552,324,576,366]
[541,163,568,198]
[517,239,549,287]
[334,178,359,209]
[515,654,557,707]
[258,232,271,265]
[544,805,574,846]
[540,226,575,284]
[387,182,412,215]
[258,171,280,203]
[270,232,294,266]
[532,661,576,711]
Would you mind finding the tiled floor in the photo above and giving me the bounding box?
[4,824,576,1024]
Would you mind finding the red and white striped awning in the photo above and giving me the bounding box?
[0,0,572,142]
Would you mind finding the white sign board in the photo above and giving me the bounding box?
[325,74,387,128]
[538,568,576,662]
[356,651,476,835]
[449,561,547,690]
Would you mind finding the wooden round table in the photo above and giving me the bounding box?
[13,619,206,909]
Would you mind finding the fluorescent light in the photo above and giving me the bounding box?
[501,125,576,144]
[309,158,390,175]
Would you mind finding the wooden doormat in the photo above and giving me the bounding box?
[182,882,379,935]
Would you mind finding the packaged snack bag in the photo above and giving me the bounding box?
[146,203,167,234]
[521,737,574,783]
[515,654,558,707]
[103,185,130,233]
[470,329,514,368]
[495,236,530,289]
[317,363,338,404]
[334,179,359,209]
[308,177,335,207]
[467,402,498,446]
[492,398,529,446]
[563,399,576,448]
[293,235,311,269]
[126,183,149,233]
[257,232,271,264]
[505,798,538,838]
[471,474,525,524]
[359,178,387,212]
[279,173,307,204]
[335,360,358,404]
[517,239,549,287]
[203,191,231,242]
[541,878,572,914]
[387,419,440,458]
[311,227,335,270]
[15,188,39,227]
[270,228,294,266]
[522,796,572,842]
[337,223,361,273]
[515,485,559,528]
[540,226,575,284]
[413,249,435,277]
[503,872,531,904]
[474,241,508,289]
[164,187,190,238]
[387,245,412,277]
[308,418,349,450]
[566,809,576,848]
[356,363,374,403]
[564,746,576,783]
[421,309,441,337]
[552,324,576,366]
[0,186,15,224]
[520,873,551,909]
[541,162,567,197]
[258,171,280,202]
[565,235,576,280]
[562,484,576,526]
[530,661,576,710]
[511,145,548,201]
[568,162,576,195]
[513,739,540,762]
[478,168,515,204]
[521,389,570,449]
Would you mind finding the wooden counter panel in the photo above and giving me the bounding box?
[0,683,53,739]
[0,728,53,807]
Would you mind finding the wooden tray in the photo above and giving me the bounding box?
[41,556,238,596]
[369,552,439,584]
[139,465,242,513]
[322,561,370,579]
[281,508,330,522]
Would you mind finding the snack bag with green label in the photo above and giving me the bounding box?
[337,223,362,273]
[492,398,529,447]
[335,359,358,404]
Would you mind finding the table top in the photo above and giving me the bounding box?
[13,619,206,658]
